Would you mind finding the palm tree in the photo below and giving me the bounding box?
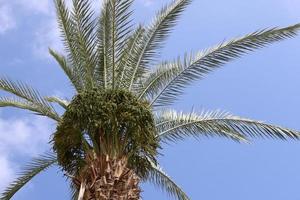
[1,0,300,199]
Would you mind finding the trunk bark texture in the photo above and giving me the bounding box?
[74,154,141,200]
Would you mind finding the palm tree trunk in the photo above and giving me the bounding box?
[74,154,141,200]
[78,181,86,200]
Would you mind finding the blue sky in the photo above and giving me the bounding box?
[0,0,300,199]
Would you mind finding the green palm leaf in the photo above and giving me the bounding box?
[54,0,85,86]
[127,0,192,91]
[137,59,182,100]
[0,97,61,121]
[148,159,190,200]
[45,96,70,109]
[0,78,60,121]
[49,48,83,91]
[116,26,145,89]
[69,182,79,200]
[1,1,300,199]
[96,0,111,89]
[156,110,299,143]
[0,153,57,200]
[142,24,300,106]
[55,0,76,58]
[71,0,98,88]
[97,0,134,89]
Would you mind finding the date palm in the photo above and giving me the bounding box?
[1,0,300,199]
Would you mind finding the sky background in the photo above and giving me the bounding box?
[0,0,300,199]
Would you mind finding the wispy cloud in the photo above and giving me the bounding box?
[0,0,52,36]
[31,0,102,59]
[33,18,62,58]
[140,0,155,7]
[0,4,16,34]
[0,116,54,191]
[0,117,53,155]
[0,155,15,191]
[14,0,51,15]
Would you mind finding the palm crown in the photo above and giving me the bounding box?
[1,0,300,199]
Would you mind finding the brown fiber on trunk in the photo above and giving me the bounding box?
[73,154,141,200]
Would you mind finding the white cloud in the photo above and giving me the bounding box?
[0,117,53,155]
[0,0,103,37]
[0,156,16,190]
[33,17,62,58]
[32,0,103,59]
[0,0,104,58]
[140,0,155,7]
[15,0,51,15]
[0,116,54,191]
[0,4,16,34]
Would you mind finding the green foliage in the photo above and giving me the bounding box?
[155,110,300,143]
[69,181,79,200]
[127,0,192,91]
[49,48,83,92]
[141,25,300,107]
[116,26,146,88]
[0,153,57,200]
[2,0,300,199]
[0,78,60,121]
[45,96,70,109]
[96,0,134,89]
[53,88,159,176]
[71,0,98,88]
[148,158,190,200]
[53,124,86,175]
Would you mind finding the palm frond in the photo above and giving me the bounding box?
[55,0,76,57]
[144,24,300,107]
[0,78,60,121]
[137,59,182,100]
[148,159,190,200]
[128,0,192,91]
[0,97,61,121]
[54,0,86,87]
[49,48,83,92]
[156,110,300,143]
[96,1,111,89]
[97,0,133,89]
[45,96,70,109]
[116,25,145,89]
[70,182,79,200]
[0,153,57,200]
[71,0,98,88]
